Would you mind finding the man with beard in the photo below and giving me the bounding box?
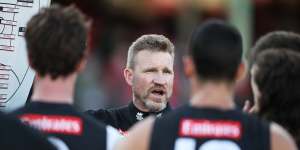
[115,20,297,150]
[86,34,174,134]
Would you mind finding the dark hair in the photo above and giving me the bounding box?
[189,20,243,82]
[250,31,300,66]
[25,5,87,79]
[253,49,300,145]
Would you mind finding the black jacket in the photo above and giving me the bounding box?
[86,102,172,133]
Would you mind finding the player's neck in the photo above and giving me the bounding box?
[190,81,235,110]
[31,74,77,104]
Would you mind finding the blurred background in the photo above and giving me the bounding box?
[51,0,300,111]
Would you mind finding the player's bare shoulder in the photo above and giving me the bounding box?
[270,122,297,150]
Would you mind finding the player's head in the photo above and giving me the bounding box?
[185,20,243,84]
[124,34,175,112]
[250,31,300,66]
[25,5,87,79]
[251,49,300,145]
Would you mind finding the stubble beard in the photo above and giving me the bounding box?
[134,89,168,112]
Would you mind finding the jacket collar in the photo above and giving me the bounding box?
[128,101,172,121]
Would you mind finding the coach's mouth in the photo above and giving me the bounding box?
[149,88,166,102]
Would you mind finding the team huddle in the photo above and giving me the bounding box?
[1,4,299,150]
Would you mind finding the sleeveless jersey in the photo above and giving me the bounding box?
[12,101,121,150]
[150,105,270,150]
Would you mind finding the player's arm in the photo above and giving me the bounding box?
[271,122,297,150]
[107,125,124,150]
[114,116,155,150]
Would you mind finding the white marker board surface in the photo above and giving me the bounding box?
[0,0,51,111]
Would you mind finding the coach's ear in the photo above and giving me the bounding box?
[124,68,133,86]
[183,56,196,78]
[235,62,246,82]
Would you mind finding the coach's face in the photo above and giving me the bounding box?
[125,50,174,112]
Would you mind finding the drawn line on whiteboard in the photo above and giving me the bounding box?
[10,5,16,46]
[0,66,29,104]
[0,3,17,6]
[0,24,5,34]
[11,69,21,84]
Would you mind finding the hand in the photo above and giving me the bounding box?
[242,100,257,114]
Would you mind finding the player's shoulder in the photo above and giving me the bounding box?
[10,103,32,116]
[270,122,297,150]
[154,104,194,122]
[86,104,129,117]
[85,104,130,124]
[80,110,108,128]
[106,125,123,150]
[0,112,57,150]
[236,110,270,128]
[159,104,188,117]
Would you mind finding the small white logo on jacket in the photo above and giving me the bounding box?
[136,112,144,121]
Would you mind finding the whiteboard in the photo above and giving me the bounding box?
[0,0,51,112]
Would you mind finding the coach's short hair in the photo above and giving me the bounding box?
[189,20,243,82]
[126,34,175,69]
[25,5,87,79]
[253,49,300,145]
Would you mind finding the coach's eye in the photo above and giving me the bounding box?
[144,68,157,73]
[163,69,173,74]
